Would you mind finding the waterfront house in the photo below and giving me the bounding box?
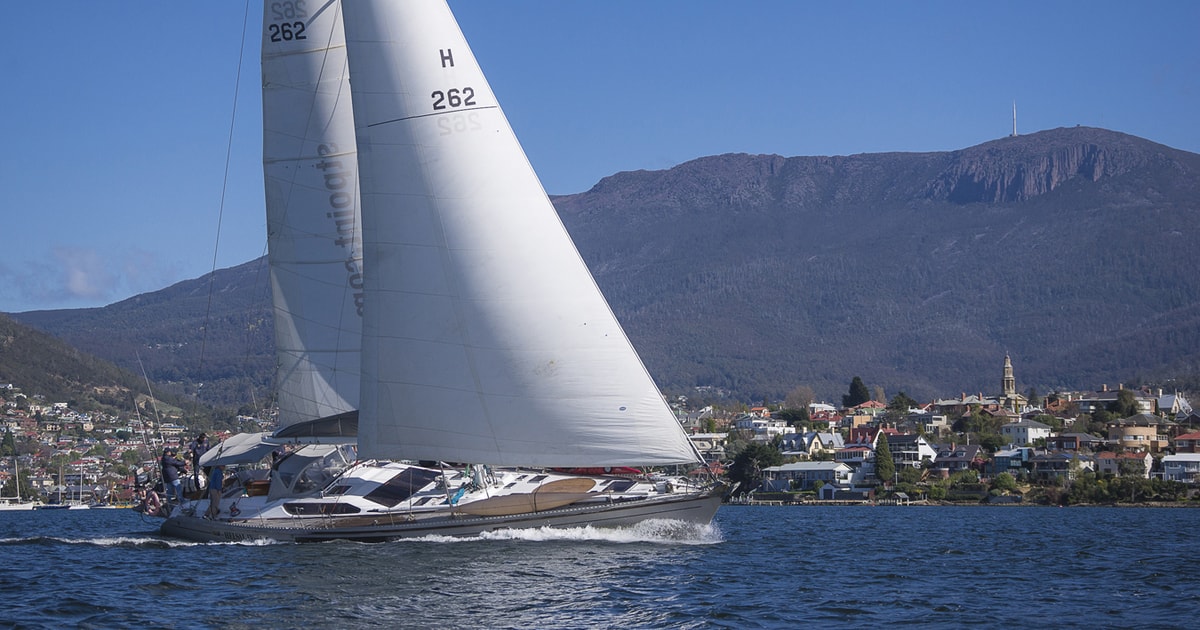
[1030,452,1093,481]
[930,444,982,478]
[760,461,853,492]
[1161,454,1200,483]
[989,446,1033,476]
[834,446,875,484]
[1094,451,1152,478]
[885,433,938,468]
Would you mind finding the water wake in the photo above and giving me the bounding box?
[399,519,724,545]
[0,534,280,548]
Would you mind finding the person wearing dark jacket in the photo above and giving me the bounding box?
[160,448,189,505]
[188,433,209,490]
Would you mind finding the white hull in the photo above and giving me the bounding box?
[162,487,721,543]
[160,462,722,543]
[0,501,38,511]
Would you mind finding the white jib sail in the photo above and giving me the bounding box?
[342,1,699,467]
[262,0,363,426]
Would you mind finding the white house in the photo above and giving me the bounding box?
[734,415,788,440]
[1000,419,1053,446]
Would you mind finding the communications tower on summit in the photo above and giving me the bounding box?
[1011,101,1018,137]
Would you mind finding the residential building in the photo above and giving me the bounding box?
[1094,451,1152,478]
[779,431,844,458]
[1107,413,1172,453]
[733,414,789,440]
[687,433,728,462]
[761,462,853,492]
[1048,433,1105,452]
[1000,419,1053,446]
[990,446,1033,476]
[1161,454,1200,483]
[1156,391,1193,419]
[1030,452,1093,481]
[1077,387,1156,415]
[930,444,982,478]
[884,433,938,468]
[1173,432,1200,454]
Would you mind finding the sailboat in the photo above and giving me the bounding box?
[159,0,722,542]
[0,456,38,511]
[35,460,91,510]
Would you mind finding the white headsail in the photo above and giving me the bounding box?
[262,0,362,426]
[342,1,700,467]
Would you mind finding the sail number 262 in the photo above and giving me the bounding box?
[268,1,307,42]
[431,88,477,111]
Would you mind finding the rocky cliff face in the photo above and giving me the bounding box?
[924,127,1178,203]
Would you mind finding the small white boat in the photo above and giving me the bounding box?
[1,457,38,510]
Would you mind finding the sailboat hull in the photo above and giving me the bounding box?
[160,486,722,543]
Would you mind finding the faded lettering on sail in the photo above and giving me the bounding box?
[262,0,362,426]
[343,1,698,467]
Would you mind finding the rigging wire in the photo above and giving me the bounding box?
[199,0,252,374]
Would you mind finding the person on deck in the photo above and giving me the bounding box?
[160,448,189,505]
[137,487,163,517]
[188,433,209,490]
[205,464,225,520]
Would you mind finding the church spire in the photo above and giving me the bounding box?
[1002,353,1015,396]
[1002,353,1017,411]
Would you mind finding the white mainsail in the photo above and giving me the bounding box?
[262,0,362,426]
[342,1,699,467]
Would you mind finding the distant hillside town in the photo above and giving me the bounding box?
[679,355,1200,505]
[0,382,270,506]
[3,353,1199,507]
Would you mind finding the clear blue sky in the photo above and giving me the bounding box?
[3,1,1197,313]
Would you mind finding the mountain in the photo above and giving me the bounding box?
[12,127,1200,405]
[11,261,273,410]
[0,312,197,418]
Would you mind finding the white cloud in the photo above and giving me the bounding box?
[0,246,184,313]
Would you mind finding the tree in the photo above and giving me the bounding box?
[1,429,15,457]
[991,472,1018,493]
[728,442,782,493]
[875,433,895,484]
[777,408,808,427]
[1033,414,1063,432]
[842,377,871,409]
[887,391,919,420]
[1026,387,1041,408]
[784,385,814,414]
[1109,389,1140,418]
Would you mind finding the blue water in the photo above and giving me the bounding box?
[1,505,1196,628]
